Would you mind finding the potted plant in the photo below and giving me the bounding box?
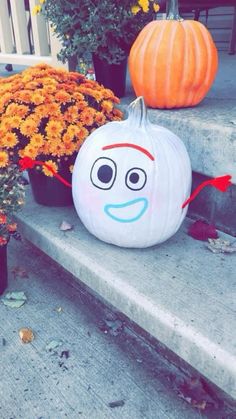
[34,0,160,96]
[0,63,122,206]
[0,161,25,295]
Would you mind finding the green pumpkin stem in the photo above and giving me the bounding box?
[128,96,149,128]
[166,0,183,21]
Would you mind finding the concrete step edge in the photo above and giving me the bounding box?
[15,193,236,400]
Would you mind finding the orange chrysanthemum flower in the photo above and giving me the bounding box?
[7,116,22,129]
[101,100,113,113]
[29,133,44,148]
[14,104,30,118]
[0,150,9,168]
[0,63,122,175]
[19,144,38,159]
[73,92,84,101]
[7,223,17,232]
[44,103,61,116]
[0,127,7,138]
[48,140,65,157]
[15,90,32,103]
[77,127,89,142]
[63,106,79,123]
[0,117,12,131]
[20,118,39,137]
[5,103,21,116]
[25,81,40,90]
[42,160,58,177]
[0,214,7,224]
[3,132,18,148]
[66,124,82,139]
[94,111,106,126]
[31,92,45,105]
[0,236,8,246]
[63,141,77,156]
[76,100,88,111]
[55,90,71,104]
[79,108,95,126]
[113,108,123,118]
[46,120,64,138]
[1,92,12,106]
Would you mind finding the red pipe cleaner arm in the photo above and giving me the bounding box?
[19,156,72,189]
[182,175,232,209]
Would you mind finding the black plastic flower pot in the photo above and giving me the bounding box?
[92,54,127,98]
[28,166,73,207]
[0,244,8,295]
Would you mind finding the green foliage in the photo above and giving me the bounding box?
[41,0,156,65]
[0,164,25,245]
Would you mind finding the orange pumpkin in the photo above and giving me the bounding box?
[129,0,218,109]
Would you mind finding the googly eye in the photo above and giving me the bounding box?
[90,157,117,190]
[125,167,147,191]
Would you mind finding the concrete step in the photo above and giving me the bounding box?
[2,238,206,419]
[16,189,236,401]
[121,97,236,185]
[122,52,236,235]
[120,95,236,235]
[123,52,236,185]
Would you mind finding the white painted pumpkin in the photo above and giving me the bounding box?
[72,97,192,248]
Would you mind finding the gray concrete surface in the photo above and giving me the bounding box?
[1,238,207,419]
[188,171,236,236]
[0,64,28,77]
[124,52,236,184]
[15,189,236,401]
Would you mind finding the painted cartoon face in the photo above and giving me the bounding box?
[89,143,154,223]
[72,138,161,247]
[72,122,191,248]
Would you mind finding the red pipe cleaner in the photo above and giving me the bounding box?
[19,157,72,188]
[19,158,232,207]
[182,175,232,209]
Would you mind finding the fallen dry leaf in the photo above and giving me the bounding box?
[45,339,63,353]
[60,221,73,231]
[11,266,29,279]
[207,238,236,254]
[108,400,125,408]
[179,393,207,410]
[55,306,63,313]
[104,319,124,336]
[178,376,219,410]
[2,291,27,308]
[60,350,70,359]
[188,220,218,241]
[1,337,6,346]
[193,400,207,410]
[19,328,34,343]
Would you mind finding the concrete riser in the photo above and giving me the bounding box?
[188,172,236,236]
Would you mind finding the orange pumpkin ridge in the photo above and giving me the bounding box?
[129,0,218,109]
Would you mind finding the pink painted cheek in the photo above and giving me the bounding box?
[77,182,107,209]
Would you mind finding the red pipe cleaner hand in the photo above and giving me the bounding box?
[182,175,232,209]
[19,157,72,189]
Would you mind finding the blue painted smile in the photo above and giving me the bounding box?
[104,198,148,223]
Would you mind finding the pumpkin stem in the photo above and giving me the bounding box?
[166,0,183,21]
[128,96,149,128]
